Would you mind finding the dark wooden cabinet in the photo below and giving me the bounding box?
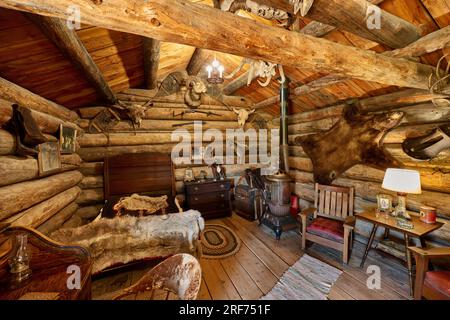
[185,179,232,219]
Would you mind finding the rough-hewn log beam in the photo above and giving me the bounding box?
[25,14,117,105]
[259,0,421,48]
[0,0,433,90]
[223,71,257,95]
[143,37,161,89]
[255,26,450,109]
[0,77,77,121]
[187,48,212,76]
[298,0,384,38]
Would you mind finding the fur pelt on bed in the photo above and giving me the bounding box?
[49,210,205,274]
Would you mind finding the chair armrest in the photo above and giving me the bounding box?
[344,216,356,230]
[408,246,450,258]
[299,207,316,219]
[174,195,184,213]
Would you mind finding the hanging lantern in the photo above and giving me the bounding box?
[206,59,224,84]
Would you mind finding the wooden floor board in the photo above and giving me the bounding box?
[92,213,410,300]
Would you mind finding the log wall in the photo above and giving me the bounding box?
[289,102,450,246]
[0,99,84,234]
[76,101,274,218]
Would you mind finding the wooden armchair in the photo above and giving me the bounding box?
[409,246,450,300]
[113,254,202,300]
[299,183,355,264]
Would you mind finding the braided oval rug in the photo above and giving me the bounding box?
[200,224,241,259]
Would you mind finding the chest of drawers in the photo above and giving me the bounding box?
[185,179,232,219]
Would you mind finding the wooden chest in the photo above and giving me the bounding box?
[184,179,232,219]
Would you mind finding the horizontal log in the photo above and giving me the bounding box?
[80,175,103,189]
[290,155,450,193]
[79,162,104,176]
[1,0,435,90]
[76,204,103,219]
[78,106,237,121]
[0,170,83,221]
[78,144,175,162]
[0,77,77,122]
[0,129,58,156]
[288,118,338,135]
[287,89,445,125]
[174,163,267,181]
[62,214,84,229]
[78,119,240,132]
[60,153,82,167]
[334,177,450,219]
[37,201,79,235]
[76,188,104,206]
[0,99,79,134]
[6,186,81,228]
[0,155,79,187]
[385,144,450,170]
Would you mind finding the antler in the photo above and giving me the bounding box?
[258,75,273,87]
[278,65,286,84]
[429,54,450,107]
[224,59,247,79]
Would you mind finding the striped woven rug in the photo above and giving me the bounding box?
[261,254,342,300]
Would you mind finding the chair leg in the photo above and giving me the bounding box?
[343,228,351,264]
[300,216,307,250]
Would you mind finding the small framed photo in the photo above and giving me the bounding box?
[60,124,77,154]
[184,167,195,182]
[38,141,61,176]
[377,194,393,212]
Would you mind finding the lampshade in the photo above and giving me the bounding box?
[382,168,422,194]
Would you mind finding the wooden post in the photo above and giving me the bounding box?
[143,37,161,89]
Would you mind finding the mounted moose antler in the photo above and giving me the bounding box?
[402,124,450,160]
[429,54,450,108]
[225,58,286,87]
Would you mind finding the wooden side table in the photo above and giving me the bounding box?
[0,226,92,300]
[356,208,443,297]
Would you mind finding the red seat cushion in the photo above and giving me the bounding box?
[424,271,450,298]
[306,217,344,243]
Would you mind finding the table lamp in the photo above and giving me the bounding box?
[382,168,422,220]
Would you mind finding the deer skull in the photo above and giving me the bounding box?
[233,108,256,127]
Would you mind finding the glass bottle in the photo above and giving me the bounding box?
[8,233,32,284]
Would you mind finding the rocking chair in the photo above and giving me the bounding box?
[299,183,356,264]
[113,254,202,300]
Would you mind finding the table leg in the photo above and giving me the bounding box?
[360,224,378,268]
[384,228,390,239]
[404,233,414,297]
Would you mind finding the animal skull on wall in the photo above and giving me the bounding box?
[233,108,256,127]
[225,58,286,87]
[289,0,315,16]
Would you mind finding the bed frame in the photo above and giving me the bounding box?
[102,152,178,217]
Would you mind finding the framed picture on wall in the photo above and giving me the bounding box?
[59,124,77,154]
[38,141,61,176]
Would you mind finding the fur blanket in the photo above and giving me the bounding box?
[50,210,204,274]
[113,194,168,216]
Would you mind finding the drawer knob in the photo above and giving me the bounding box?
[220,184,225,188]
[194,197,198,201]
[220,194,225,198]
[194,187,198,191]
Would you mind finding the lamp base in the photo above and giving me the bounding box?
[394,192,411,220]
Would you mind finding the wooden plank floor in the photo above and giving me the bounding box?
[92,213,411,300]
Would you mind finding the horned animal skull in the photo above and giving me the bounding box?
[184,77,207,108]
[225,58,286,87]
[233,108,256,127]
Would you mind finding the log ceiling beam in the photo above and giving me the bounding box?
[0,77,78,122]
[186,48,212,76]
[258,0,421,48]
[143,37,161,89]
[25,14,117,105]
[0,0,433,91]
[299,0,384,38]
[254,26,450,109]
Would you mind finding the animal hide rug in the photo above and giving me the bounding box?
[50,210,205,274]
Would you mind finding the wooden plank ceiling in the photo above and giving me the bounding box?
[0,0,448,115]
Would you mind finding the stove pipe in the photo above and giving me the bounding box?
[279,77,290,173]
